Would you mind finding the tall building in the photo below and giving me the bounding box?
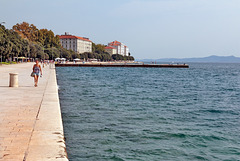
[107,40,129,56]
[59,32,92,54]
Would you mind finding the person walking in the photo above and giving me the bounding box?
[32,60,42,87]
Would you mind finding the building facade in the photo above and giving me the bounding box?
[107,40,129,56]
[105,46,117,55]
[59,33,92,54]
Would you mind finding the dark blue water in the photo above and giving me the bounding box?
[57,63,240,161]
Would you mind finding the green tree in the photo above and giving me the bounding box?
[112,54,123,61]
[45,47,61,60]
[70,50,80,59]
[29,42,39,58]
[60,48,71,59]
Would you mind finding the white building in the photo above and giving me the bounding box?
[124,45,129,56]
[59,33,92,53]
[105,46,117,55]
[108,40,129,56]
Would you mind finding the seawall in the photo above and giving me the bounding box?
[0,63,68,161]
[56,63,189,68]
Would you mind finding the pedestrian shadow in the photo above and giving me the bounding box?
[0,86,9,88]
[19,86,34,87]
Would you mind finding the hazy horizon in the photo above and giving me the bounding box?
[1,0,240,59]
[137,55,240,60]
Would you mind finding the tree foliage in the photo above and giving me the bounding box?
[12,22,38,41]
[13,22,61,48]
[1,22,135,62]
[112,54,134,61]
[0,24,30,61]
[92,43,106,54]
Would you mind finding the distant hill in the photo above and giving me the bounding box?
[137,55,240,63]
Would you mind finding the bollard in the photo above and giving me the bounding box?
[9,73,18,87]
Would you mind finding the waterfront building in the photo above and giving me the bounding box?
[124,45,129,56]
[107,40,129,56]
[105,46,117,55]
[59,32,92,53]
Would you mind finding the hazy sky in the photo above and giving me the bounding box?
[1,0,240,59]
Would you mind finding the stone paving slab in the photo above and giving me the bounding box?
[0,63,68,161]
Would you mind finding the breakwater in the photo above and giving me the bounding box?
[56,63,189,68]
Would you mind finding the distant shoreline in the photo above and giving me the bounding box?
[137,55,240,63]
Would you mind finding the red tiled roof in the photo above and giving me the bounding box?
[59,35,92,42]
[109,43,120,46]
[109,40,121,46]
[113,40,121,44]
[105,46,116,49]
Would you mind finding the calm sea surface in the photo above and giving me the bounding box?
[56,63,240,161]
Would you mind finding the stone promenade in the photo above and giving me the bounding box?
[0,63,68,161]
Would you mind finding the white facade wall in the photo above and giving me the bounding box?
[108,45,119,54]
[60,37,92,54]
[83,40,92,53]
[125,47,129,56]
[105,48,117,55]
[60,39,78,52]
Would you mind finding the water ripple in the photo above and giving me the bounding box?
[57,63,240,161]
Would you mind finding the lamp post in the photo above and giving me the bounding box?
[28,49,30,62]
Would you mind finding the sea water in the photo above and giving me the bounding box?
[56,63,240,161]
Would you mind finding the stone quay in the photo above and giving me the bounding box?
[0,63,68,161]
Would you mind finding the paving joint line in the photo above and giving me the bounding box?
[22,69,52,161]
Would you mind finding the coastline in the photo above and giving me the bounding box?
[0,63,68,160]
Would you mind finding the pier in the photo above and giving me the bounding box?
[0,63,68,161]
[56,63,189,68]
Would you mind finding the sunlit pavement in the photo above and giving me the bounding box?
[0,63,68,161]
